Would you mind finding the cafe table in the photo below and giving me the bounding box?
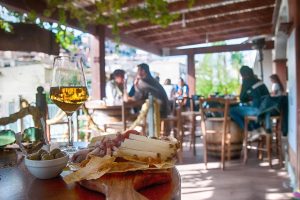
[84,100,129,125]
[0,150,181,200]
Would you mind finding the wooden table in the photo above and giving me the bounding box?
[85,103,124,123]
[0,151,181,200]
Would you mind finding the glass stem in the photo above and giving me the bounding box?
[67,115,73,147]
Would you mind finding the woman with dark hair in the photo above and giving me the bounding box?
[105,69,126,105]
[270,74,284,96]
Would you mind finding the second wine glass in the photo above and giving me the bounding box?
[50,56,89,149]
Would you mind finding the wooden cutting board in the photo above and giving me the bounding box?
[79,169,178,200]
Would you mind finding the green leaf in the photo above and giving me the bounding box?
[0,19,13,32]
[27,10,37,22]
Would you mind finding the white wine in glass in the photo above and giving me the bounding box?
[50,56,89,149]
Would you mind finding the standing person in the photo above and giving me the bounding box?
[105,69,127,105]
[270,74,284,96]
[132,63,170,118]
[229,65,270,132]
[163,78,176,100]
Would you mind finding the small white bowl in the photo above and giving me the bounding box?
[25,154,69,179]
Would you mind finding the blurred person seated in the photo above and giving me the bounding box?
[163,78,176,113]
[270,74,285,96]
[175,78,189,109]
[175,77,189,98]
[105,69,127,105]
[229,65,270,134]
[130,63,170,118]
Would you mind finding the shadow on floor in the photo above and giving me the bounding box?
[176,137,292,200]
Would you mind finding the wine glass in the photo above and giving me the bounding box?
[50,56,89,151]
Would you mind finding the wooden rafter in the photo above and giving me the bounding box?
[84,0,145,11]
[168,41,274,56]
[153,25,272,45]
[0,0,162,55]
[160,27,272,48]
[135,8,273,39]
[0,0,276,55]
[0,23,59,55]
[140,17,272,42]
[86,0,228,20]
[120,0,275,33]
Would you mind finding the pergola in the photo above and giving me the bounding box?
[3,0,300,194]
[0,0,277,99]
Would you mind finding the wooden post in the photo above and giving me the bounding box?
[289,0,300,190]
[91,25,106,100]
[35,86,49,142]
[187,53,195,95]
[18,95,24,132]
[273,59,287,91]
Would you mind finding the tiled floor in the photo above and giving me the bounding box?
[176,137,293,200]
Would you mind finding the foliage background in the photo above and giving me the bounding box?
[195,51,243,97]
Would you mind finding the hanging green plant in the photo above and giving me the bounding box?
[43,0,192,41]
[0,19,12,32]
[0,0,195,50]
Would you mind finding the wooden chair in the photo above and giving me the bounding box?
[243,114,283,168]
[0,97,46,146]
[103,100,145,132]
[180,97,201,156]
[46,108,69,141]
[160,105,183,146]
[199,97,231,170]
[75,104,107,141]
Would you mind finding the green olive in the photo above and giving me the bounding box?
[50,148,61,157]
[27,153,40,160]
[55,152,65,159]
[41,152,48,157]
[41,153,54,160]
[38,149,48,156]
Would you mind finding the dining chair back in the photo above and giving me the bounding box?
[199,97,231,170]
[104,100,145,133]
[122,100,145,131]
[179,97,201,156]
[243,113,283,168]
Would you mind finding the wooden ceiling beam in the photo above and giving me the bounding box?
[141,17,272,42]
[159,28,272,48]
[0,0,95,32]
[152,24,272,44]
[121,0,275,33]
[105,27,162,55]
[85,0,145,11]
[0,23,59,55]
[137,10,273,39]
[85,0,228,19]
[0,0,162,55]
[168,40,274,56]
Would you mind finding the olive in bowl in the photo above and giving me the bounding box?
[25,148,69,179]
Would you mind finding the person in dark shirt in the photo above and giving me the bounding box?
[132,63,170,118]
[230,65,270,131]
